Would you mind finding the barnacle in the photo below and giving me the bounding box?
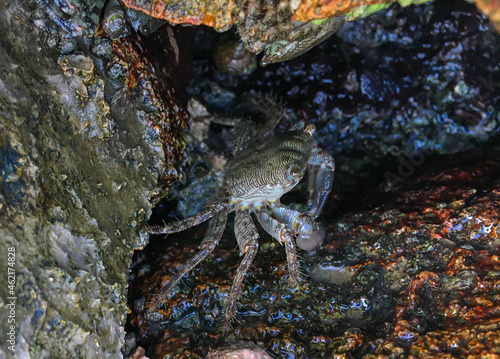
[102,0,127,39]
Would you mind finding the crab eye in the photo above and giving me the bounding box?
[286,165,301,181]
[138,24,151,35]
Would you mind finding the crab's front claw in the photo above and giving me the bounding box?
[307,148,335,219]
[295,218,326,252]
[271,204,325,252]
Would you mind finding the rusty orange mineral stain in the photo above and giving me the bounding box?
[110,37,188,187]
[154,328,194,357]
[445,248,475,272]
[121,0,237,29]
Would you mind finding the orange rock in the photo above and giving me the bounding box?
[120,0,238,30]
[474,0,500,33]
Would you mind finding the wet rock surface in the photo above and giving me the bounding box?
[0,0,189,358]
[130,150,500,358]
[127,0,500,358]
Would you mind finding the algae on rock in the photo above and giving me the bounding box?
[0,0,187,357]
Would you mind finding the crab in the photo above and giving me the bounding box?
[147,117,335,333]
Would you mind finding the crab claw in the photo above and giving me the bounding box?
[296,223,326,252]
[271,204,326,252]
[307,148,335,219]
[295,220,326,252]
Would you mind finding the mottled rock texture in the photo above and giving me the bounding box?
[0,0,188,358]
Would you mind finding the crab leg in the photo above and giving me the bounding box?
[147,187,230,235]
[148,206,228,312]
[255,207,299,288]
[271,203,326,252]
[307,147,335,218]
[222,209,259,333]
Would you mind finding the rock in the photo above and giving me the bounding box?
[0,0,189,357]
[206,341,272,359]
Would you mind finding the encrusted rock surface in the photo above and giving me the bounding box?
[0,0,188,358]
[118,0,434,63]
